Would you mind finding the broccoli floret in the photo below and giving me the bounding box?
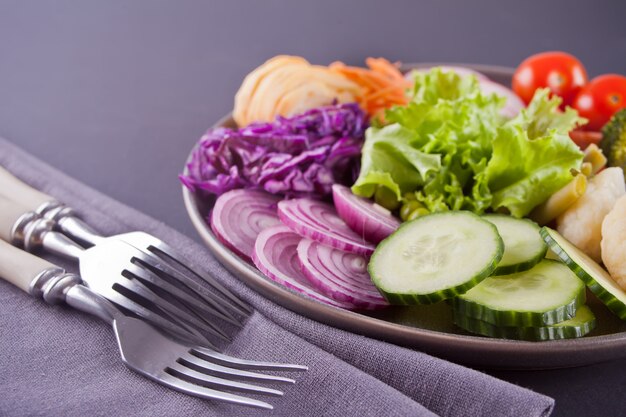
[601,109,626,177]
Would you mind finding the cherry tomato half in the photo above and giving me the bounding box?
[573,74,626,131]
[512,51,588,106]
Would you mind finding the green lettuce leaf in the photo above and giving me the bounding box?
[353,69,503,212]
[351,71,584,219]
[515,88,585,140]
[486,89,585,217]
[352,124,441,200]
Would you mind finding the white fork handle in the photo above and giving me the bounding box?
[0,194,30,243]
[0,166,101,246]
[0,238,57,293]
[0,165,52,211]
[0,234,115,322]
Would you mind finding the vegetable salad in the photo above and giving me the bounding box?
[182,52,626,342]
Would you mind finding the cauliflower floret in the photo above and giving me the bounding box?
[556,167,625,262]
[601,194,626,290]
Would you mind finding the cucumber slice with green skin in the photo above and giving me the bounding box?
[368,211,504,305]
[482,214,547,276]
[453,260,586,326]
[541,227,626,320]
[453,305,596,341]
[544,247,563,261]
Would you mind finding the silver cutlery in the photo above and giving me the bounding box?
[0,195,232,347]
[0,239,307,409]
[0,165,251,320]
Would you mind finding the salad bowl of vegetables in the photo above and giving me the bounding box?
[181,55,626,369]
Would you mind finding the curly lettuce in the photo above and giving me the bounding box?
[352,69,585,217]
[352,124,440,200]
[353,69,503,213]
[486,89,585,217]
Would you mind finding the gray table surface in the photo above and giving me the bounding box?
[1,1,626,416]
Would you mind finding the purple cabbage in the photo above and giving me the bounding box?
[181,103,368,198]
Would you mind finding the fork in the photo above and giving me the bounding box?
[0,239,307,409]
[0,165,251,319]
[0,195,235,347]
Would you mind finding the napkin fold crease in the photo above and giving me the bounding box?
[0,138,554,417]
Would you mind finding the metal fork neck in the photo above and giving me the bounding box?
[10,211,40,248]
[12,212,56,252]
[31,268,81,305]
[36,201,104,247]
[65,285,121,324]
[31,267,120,324]
[11,212,85,261]
[34,200,69,217]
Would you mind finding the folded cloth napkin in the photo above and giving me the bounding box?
[0,138,554,417]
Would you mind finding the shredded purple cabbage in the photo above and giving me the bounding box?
[180,103,368,198]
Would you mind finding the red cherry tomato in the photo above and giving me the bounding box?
[568,130,603,150]
[512,51,588,106]
[573,74,626,131]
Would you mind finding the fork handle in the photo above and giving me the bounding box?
[0,238,119,322]
[0,166,104,247]
[0,165,53,212]
[0,239,58,293]
[0,195,32,244]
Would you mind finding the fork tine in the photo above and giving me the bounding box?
[192,346,309,372]
[103,289,217,349]
[127,261,242,328]
[156,373,274,410]
[132,251,249,320]
[147,243,253,315]
[179,352,296,384]
[116,278,232,342]
[167,362,284,396]
[159,310,223,348]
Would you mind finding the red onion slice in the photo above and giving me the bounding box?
[252,225,355,309]
[332,184,400,244]
[298,239,388,310]
[479,79,525,118]
[277,198,376,256]
[211,189,282,262]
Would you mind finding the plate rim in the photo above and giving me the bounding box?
[182,62,626,369]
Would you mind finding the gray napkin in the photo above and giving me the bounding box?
[0,138,554,417]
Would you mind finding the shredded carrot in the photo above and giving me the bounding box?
[329,58,411,120]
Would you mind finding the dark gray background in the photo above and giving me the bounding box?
[1,1,626,416]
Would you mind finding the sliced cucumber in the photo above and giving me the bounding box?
[482,214,547,275]
[368,211,503,304]
[453,260,586,326]
[453,305,596,341]
[544,247,563,261]
[541,227,626,320]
